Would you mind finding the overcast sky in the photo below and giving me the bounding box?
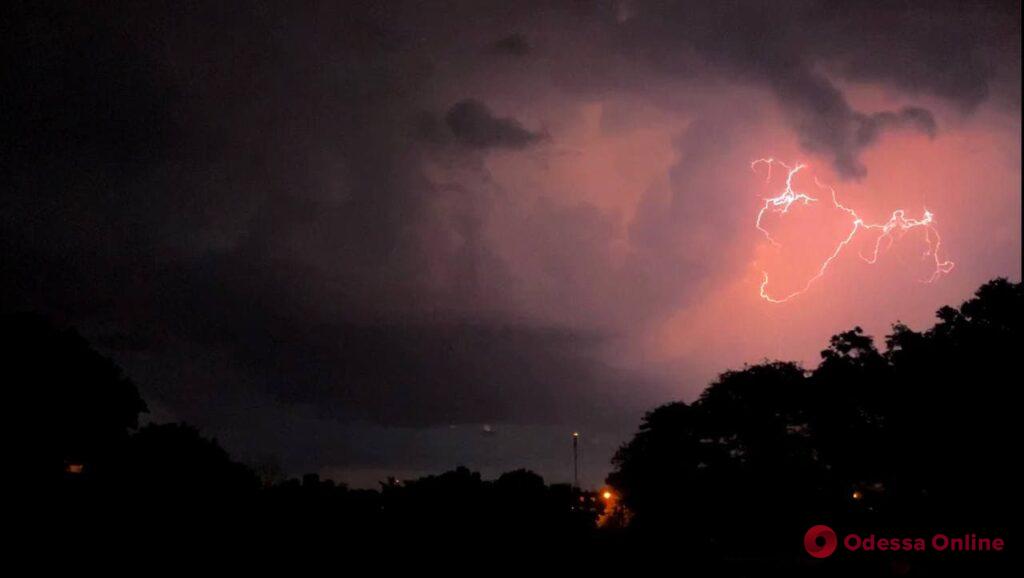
[4,0,1020,487]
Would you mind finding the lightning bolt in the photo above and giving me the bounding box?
[753,159,954,303]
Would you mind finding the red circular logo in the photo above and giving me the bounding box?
[804,525,838,558]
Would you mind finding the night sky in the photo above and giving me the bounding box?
[4,1,1020,488]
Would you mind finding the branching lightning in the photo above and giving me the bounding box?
[752,159,954,304]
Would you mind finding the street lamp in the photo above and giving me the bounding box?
[572,432,579,489]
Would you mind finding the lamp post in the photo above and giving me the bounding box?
[572,431,579,490]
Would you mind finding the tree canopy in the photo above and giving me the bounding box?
[4,313,147,482]
[608,279,1019,557]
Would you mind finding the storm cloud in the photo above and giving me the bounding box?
[445,99,544,149]
[770,69,938,178]
[3,0,1019,484]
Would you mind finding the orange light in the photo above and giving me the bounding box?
[65,463,84,474]
[852,490,863,500]
[602,491,612,500]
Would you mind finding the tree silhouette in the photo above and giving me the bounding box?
[608,278,1019,565]
[24,278,1017,570]
[117,422,259,506]
[3,313,147,483]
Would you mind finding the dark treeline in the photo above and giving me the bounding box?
[8,310,603,551]
[608,278,1018,574]
[10,279,1019,573]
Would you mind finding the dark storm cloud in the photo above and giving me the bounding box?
[2,0,1019,479]
[445,99,543,149]
[616,0,1018,177]
[2,1,635,434]
[812,0,1018,111]
[138,250,642,429]
[769,68,937,178]
[490,33,531,56]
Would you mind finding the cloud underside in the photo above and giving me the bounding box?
[445,99,543,149]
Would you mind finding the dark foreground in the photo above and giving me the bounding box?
[12,279,1019,575]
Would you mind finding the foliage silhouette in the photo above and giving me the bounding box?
[3,313,147,484]
[608,278,1018,572]
[17,278,1019,572]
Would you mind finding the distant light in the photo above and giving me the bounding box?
[572,432,579,438]
[602,491,612,500]
[852,490,863,500]
[65,463,84,474]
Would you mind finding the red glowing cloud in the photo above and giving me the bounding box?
[753,159,954,303]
